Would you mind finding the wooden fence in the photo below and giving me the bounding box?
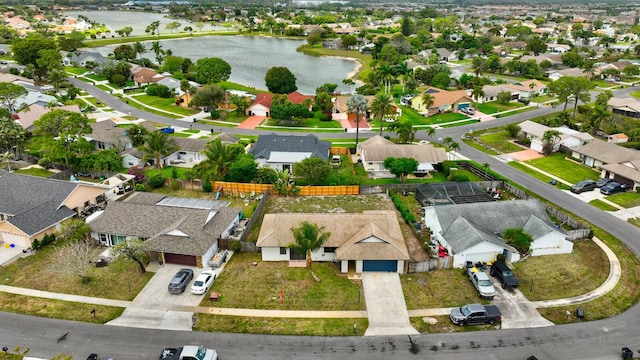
[331,147,351,155]
[409,256,453,272]
[212,181,359,196]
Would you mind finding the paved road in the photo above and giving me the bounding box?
[8,80,637,359]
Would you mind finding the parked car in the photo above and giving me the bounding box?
[450,303,502,326]
[168,268,194,294]
[596,178,613,188]
[490,261,519,289]
[467,266,496,299]
[600,182,631,195]
[160,127,175,134]
[570,179,597,194]
[191,270,216,295]
[467,108,476,115]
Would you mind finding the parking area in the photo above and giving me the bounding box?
[490,274,554,329]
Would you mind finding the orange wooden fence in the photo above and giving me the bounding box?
[212,181,359,196]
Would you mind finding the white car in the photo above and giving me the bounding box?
[190,270,216,295]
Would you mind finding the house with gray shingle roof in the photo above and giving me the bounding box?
[570,138,640,190]
[62,51,109,67]
[423,199,573,268]
[249,134,330,173]
[88,192,241,267]
[0,173,106,249]
[257,210,409,273]
[518,120,593,153]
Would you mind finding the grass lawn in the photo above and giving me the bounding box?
[530,95,556,103]
[508,161,571,191]
[401,269,489,309]
[169,132,193,138]
[398,106,468,126]
[265,116,342,129]
[217,81,269,94]
[462,138,500,155]
[266,193,394,213]
[478,131,525,153]
[84,97,107,108]
[631,91,640,99]
[96,84,111,92]
[440,120,479,128]
[13,167,54,177]
[603,191,640,208]
[589,199,620,211]
[132,95,199,116]
[0,243,153,300]
[65,66,87,75]
[513,240,608,301]
[182,129,200,134]
[592,80,618,88]
[194,315,368,336]
[145,166,191,180]
[524,153,600,184]
[204,253,365,310]
[86,74,107,82]
[475,102,525,114]
[538,228,640,324]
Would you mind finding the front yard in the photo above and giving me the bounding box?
[524,153,600,184]
[475,101,525,114]
[477,130,526,153]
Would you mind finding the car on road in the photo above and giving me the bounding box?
[570,179,597,194]
[168,268,194,294]
[596,178,613,188]
[190,270,216,295]
[600,182,631,195]
[160,127,175,134]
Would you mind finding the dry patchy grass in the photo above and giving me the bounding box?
[401,269,489,310]
[0,292,123,323]
[204,253,364,310]
[194,315,368,336]
[267,194,394,213]
[513,240,608,301]
[0,244,153,300]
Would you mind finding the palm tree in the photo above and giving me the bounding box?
[194,137,245,181]
[342,78,355,94]
[376,63,394,94]
[137,131,178,169]
[471,85,484,103]
[347,94,369,148]
[150,41,164,64]
[389,120,415,144]
[541,130,561,155]
[370,93,395,136]
[482,162,490,179]
[422,93,435,115]
[449,141,460,160]
[48,69,67,92]
[395,61,411,95]
[442,136,454,147]
[288,221,331,268]
[133,41,146,62]
[1,151,14,172]
[590,106,610,135]
[425,126,436,138]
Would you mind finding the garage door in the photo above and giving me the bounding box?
[363,260,397,272]
[164,253,197,266]
[457,103,470,110]
[0,231,28,247]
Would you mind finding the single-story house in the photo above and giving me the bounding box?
[130,66,165,87]
[433,48,457,62]
[547,67,587,81]
[246,91,313,117]
[154,77,201,108]
[519,54,562,67]
[467,84,519,104]
[249,133,330,173]
[518,120,593,153]
[87,119,133,151]
[62,51,109,67]
[256,210,410,273]
[411,87,473,115]
[120,136,213,168]
[608,97,640,119]
[507,79,547,99]
[332,95,401,122]
[0,172,106,248]
[423,199,573,268]
[571,138,640,189]
[88,192,240,267]
[357,135,447,176]
[14,104,81,131]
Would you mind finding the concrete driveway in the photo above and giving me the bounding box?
[107,264,213,331]
[361,272,419,336]
[490,276,553,329]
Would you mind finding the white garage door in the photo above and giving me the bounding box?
[464,252,497,266]
[1,231,28,247]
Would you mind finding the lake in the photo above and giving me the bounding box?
[90,35,360,95]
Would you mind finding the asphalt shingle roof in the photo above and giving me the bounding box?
[249,134,331,162]
[571,138,640,164]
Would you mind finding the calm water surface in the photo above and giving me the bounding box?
[90,36,359,95]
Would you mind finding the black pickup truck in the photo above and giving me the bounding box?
[450,303,502,326]
[490,261,519,289]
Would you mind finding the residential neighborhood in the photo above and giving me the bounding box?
[2,1,640,358]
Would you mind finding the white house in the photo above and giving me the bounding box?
[257,211,410,273]
[518,120,593,153]
[423,199,573,268]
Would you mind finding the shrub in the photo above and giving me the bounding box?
[145,83,173,98]
[110,74,126,86]
[135,183,146,191]
[210,109,220,119]
[148,174,165,188]
[202,180,213,192]
[170,178,180,190]
[37,158,51,169]
[31,239,40,250]
[231,240,242,252]
[171,167,179,179]
[450,172,470,182]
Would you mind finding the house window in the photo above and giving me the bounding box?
[280,247,287,255]
[324,247,337,253]
[128,162,134,166]
[110,234,126,246]
[99,234,107,244]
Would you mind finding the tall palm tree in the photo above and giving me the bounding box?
[395,61,411,95]
[389,120,415,144]
[376,63,394,94]
[471,85,484,103]
[442,136,454,147]
[590,106,610,135]
[288,221,331,268]
[422,93,435,115]
[342,78,355,94]
[150,41,164,64]
[347,94,369,148]
[194,137,245,181]
[137,131,178,169]
[449,141,460,160]
[370,93,395,136]
[133,41,146,62]
[425,126,436,138]
[541,130,561,155]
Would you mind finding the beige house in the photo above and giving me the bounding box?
[0,173,106,248]
[357,135,447,176]
[411,87,473,115]
[256,211,410,273]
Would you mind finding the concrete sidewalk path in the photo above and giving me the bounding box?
[361,272,418,336]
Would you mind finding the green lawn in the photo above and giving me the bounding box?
[13,167,54,177]
[478,130,524,153]
[604,191,640,208]
[589,199,620,211]
[398,106,468,126]
[264,114,342,129]
[145,166,192,180]
[84,97,107,108]
[524,153,599,184]
[87,74,107,82]
[217,81,269,94]
[131,95,199,116]
[182,129,200,134]
[65,66,87,75]
[508,161,571,190]
[475,101,525,114]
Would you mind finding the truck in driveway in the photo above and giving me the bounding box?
[450,303,502,326]
[467,267,496,299]
[159,345,218,360]
[490,261,519,289]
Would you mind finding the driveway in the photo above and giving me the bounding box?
[361,272,419,336]
[490,275,553,329]
[107,264,210,331]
